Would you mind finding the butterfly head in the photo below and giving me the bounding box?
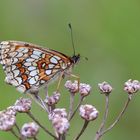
[70,54,80,64]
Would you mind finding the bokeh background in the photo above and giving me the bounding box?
[0,0,140,140]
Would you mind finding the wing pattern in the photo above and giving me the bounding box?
[0,41,71,93]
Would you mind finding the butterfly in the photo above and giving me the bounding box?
[0,41,80,94]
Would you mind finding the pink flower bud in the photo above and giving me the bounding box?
[21,122,39,138]
[52,117,70,134]
[45,91,60,105]
[65,80,78,93]
[0,112,16,131]
[98,81,113,94]
[49,108,67,121]
[79,104,99,121]
[79,83,91,97]
[5,106,17,116]
[124,79,140,94]
[14,98,32,113]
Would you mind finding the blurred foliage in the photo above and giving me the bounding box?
[0,0,140,139]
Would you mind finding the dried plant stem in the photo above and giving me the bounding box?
[27,111,57,139]
[15,123,20,134]
[95,95,109,140]
[33,137,38,140]
[101,95,132,136]
[69,96,84,121]
[58,134,66,140]
[10,129,20,139]
[68,93,75,120]
[74,120,89,140]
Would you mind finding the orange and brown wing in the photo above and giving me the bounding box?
[0,41,71,93]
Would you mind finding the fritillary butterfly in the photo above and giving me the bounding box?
[0,41,80,93]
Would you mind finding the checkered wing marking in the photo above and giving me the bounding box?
[0,41,71,93]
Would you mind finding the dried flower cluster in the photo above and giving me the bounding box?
[0,111,16,131]
[0,79,140,140]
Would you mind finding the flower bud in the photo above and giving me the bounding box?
[0,112,16,131]
[5,106,17,116]
[52,117,70,134]
[14,98,32,113]
[98,81,113,94]
[79,83,91,97]
[49,108,67,121]
[44,91,60,106]
[65,80,78,93]
[79,104,99,121]
[21,122,39,138]
[124,79,140,94]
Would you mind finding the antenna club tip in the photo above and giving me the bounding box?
[68,23,72,29]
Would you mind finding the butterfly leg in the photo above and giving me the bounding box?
[29,89,49,113]
[56,71,64,92]
[34,94,49,113]
[70,73,80,86]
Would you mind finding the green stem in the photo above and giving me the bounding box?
[27,111,57,139]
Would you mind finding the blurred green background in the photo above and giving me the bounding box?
[0,0,140,140]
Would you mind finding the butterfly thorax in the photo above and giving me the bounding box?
[70,54,80,65]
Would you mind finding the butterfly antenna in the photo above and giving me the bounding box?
[68,23,76,56]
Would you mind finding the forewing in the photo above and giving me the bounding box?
[0,41,70,93]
